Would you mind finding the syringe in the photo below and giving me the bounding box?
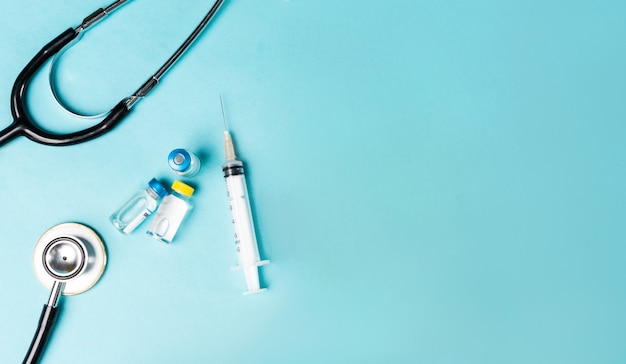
[220,96,269,295]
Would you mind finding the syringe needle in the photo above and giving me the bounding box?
[219,95,237,160]
[219,94,228,131]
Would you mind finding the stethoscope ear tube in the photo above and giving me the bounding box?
[2,0,224,149]
[7,25,132,147]
[0,28,78,148]
[10,28,78,124]
[22,100,131,146]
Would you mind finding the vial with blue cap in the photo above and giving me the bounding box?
[168,148,201,177]
[110,178,167,234]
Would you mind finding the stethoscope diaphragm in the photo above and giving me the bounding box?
[42,236,87,281]
[33,223,106,295]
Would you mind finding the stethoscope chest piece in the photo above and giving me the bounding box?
[33,223,106,295]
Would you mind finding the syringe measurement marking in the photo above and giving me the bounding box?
[227,190,241,251]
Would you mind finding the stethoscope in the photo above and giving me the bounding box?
[24,223,107,364]
[13,1,226,362]
[0,0,224,149]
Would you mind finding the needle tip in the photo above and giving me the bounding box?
[219,94,228,131]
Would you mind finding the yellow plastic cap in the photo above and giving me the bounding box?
[171,180,194,197]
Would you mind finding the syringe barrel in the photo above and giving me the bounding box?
[222,160,261,266]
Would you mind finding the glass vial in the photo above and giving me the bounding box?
[168,149,201,177]
[111,178,167,234]
[146,180,195,243]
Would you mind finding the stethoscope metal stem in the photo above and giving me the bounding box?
[46,281,65,308]
[75,0,130,34]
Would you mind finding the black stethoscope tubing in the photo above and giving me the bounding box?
[0,0,225,149]
[7,28,130,147]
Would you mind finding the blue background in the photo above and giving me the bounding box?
[1,0,625,363]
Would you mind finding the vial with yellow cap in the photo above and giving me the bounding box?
[146,180,194,243]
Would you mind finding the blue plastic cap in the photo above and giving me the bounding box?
[148,178,167,198]
[168,149,191,172]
